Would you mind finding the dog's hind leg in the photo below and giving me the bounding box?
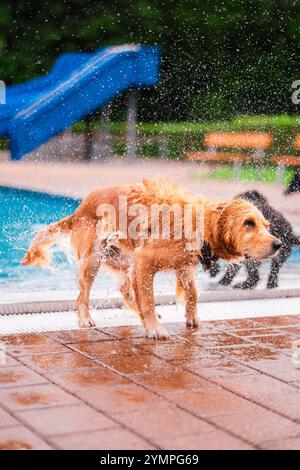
[176,268,199,328]
[219,263,240,286]
[71,218,101,328]
[234,259,260,289]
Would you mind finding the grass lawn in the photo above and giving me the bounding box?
[197,164,295,185]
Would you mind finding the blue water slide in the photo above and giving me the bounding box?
[7,51,94,98]
[5,45,160,160]
[0,52,94,136]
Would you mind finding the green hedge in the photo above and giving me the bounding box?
[72,114,300,159]
[199,164,295,185]
[2,115,300,159]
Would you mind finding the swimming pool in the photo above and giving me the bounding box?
[0,186,80,292]
[1,186,300,294]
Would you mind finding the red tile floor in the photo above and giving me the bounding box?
[0,315,300,450]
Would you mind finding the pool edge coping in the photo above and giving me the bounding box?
[2,287,300,315]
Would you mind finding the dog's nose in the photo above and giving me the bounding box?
[272,239,282,253]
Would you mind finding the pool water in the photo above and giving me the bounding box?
[1,186,300,294]
[0,186,81,292]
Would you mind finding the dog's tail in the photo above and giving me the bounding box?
[21,215,75,268]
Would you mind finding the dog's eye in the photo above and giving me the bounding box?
[244,219,256,228]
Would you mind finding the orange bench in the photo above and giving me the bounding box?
[271,135,300,182]
[185,132,273,179]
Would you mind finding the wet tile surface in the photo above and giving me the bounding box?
[0,355,21,367]
[216,344,280,362]
[0,314,300,449]
[18,404,116,436]
[1,333,67,357]
[133,369,217,393]
[0,383,80,411]
[116,405,216,442]
[69,340,144,358]
[158,431,255,450]
[165,387,259,417]
[50,366,129,390]
[50,427,154,450]
[253,334,295,350]
[97,353,170,375]
[0,426,52,450]
[259,435,300,450]
[244,356,300,383]
[173,355,258,379]
[20,351,97,374]
[186,331,250,348]
[0,365,47,388]
[213,374,300,421]
[209,408,300,445]
[83,383,166,414]
[0,408,19,428]
[46,329,112,344]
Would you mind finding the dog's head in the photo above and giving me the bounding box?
[213,199,281,261]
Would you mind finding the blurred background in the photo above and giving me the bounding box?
[1,0,299,118]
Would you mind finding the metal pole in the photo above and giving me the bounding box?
[95,104,112,162]
[125,89,138,160]
[83,115,93,162]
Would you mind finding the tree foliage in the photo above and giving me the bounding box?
[0,0,299,120]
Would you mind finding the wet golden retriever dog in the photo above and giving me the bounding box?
[22,178,281,339]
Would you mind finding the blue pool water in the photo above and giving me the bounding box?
[0,186,81,292]
[1,186,300,294]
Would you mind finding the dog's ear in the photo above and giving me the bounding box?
[215,203,239,259]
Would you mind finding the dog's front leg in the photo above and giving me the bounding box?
[132,251,170,339]
[176,268,200,328]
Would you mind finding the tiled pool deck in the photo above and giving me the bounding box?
[1,315,300,450]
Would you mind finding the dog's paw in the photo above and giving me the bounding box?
[233,281,256,290]
[186,316,200,329]
[266,282,277,289]
[147,326,170,340]
[78,317,96,328]
[219,277,233,286]
[209,266,220,277]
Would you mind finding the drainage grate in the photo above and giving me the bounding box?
[0,311,77,335]
[0,297,300,336]
[0,309,140,336]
